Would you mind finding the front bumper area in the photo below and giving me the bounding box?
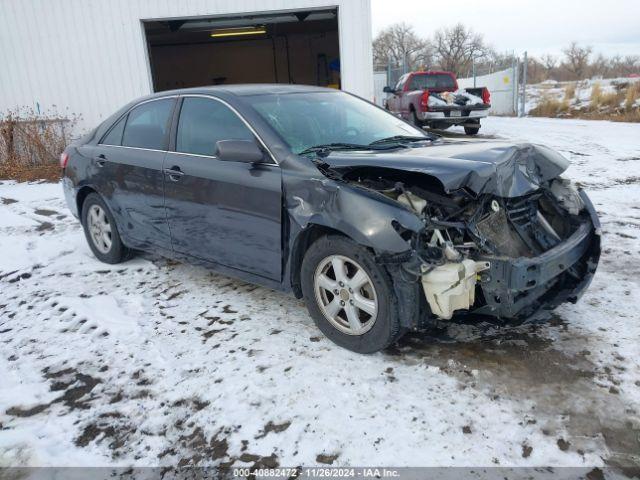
[473,191,601,320]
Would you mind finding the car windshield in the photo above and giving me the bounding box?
[245,91,429,154]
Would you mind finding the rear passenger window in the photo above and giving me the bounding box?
[122,99,174,150]
[101,116,126,146]
[176,97,254,157]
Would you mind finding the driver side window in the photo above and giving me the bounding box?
[176,97,254,157]
[394,74,409,92]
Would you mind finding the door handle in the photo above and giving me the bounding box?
[164,166,185,181]
[93,154,106,167]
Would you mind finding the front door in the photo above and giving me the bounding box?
[163,96,282,281]
[387,73,409,116]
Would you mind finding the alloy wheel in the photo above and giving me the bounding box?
[313,254,378,335]
[87,204,112,254]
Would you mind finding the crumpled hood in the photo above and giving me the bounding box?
[320,140,570,198]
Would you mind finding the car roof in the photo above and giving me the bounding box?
[149,83,337,98]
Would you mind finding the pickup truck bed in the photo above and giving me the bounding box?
[384,71,491,135]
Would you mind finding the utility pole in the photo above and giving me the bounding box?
[520,51,528,117]
[512,55,517,115]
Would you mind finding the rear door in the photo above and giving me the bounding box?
[163,95,282,281]
[93,97,176,250]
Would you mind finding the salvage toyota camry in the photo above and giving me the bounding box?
[61,85,601,353]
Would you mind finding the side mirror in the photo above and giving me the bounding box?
[383,86,395,94]
[215,139,264,163]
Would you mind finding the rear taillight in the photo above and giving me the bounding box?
[420,89,430,111]
[60,152,69,169]
[482,88,491,105]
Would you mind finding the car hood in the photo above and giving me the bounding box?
[319,140,570,198]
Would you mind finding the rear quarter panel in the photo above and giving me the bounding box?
[62,143,96,218]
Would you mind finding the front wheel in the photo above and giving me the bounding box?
[301,235,403,353]
[410,109,423,128]
[81,193,130,264]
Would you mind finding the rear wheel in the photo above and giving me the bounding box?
[464,121,481,135]
[81,193,130,264]
[301,235,403,353]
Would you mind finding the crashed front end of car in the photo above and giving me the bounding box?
[317,141,601,324]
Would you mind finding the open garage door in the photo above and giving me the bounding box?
[143,9,340,92]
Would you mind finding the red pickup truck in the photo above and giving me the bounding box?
[384,71,490,135]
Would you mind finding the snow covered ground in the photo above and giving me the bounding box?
[1,117,639,472]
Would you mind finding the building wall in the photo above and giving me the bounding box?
[0,0,372,132]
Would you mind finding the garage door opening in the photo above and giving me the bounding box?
[143,9,340,92]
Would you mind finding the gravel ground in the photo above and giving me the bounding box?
[1,117,639,472]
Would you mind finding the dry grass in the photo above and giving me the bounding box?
[0,163,61,182]
[529,95,569,118]
[601,92,623,109]
[590,82,603,104]
[1,109,75,180]
[531,81,640,122]
[582,110,640,122]
[625,82,640,110]
[586,81,628,117]
[588,83,621,109]
[563,83,576,102]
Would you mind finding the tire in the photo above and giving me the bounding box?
[300,235,403,353]
[464,122,480,135]
[81,192,130,264]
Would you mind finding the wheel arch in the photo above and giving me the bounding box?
[76,185,98,218]
[288,224,357,298]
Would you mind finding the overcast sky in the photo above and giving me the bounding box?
[371,0,640,59]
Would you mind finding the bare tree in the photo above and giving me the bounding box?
[590,53,611,78]
[432,23,490,75]
[562,42,593,79]
[525,56,546,84]
[374,23,638,84]
[373,23,433,70]
[540,54,557,74]
[620,55,640,76]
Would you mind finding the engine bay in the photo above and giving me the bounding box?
[340,168,591,320]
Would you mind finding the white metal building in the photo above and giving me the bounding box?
[0,0,373,132]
